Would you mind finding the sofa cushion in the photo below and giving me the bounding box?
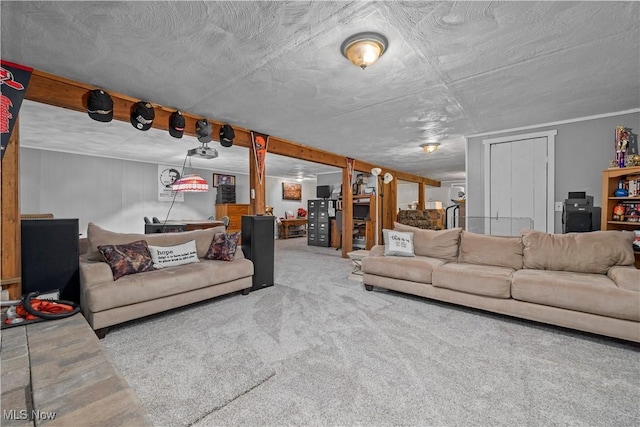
[98,240,155,281]
[521,230,635,274]
[607,266,640,292]
[86,222,225,261]
[512,270,640,321]
[148,240,199,268]
[362,246,445,284]
[393,223,461,262]
[204,231,241,261]
[432,263,513,298]
[84,257,254,312]
[382,229,415,257]
[459,231,523,270]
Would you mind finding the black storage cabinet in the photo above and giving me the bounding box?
[21,218,80,303]
[241,215,275,291]
[307,199,333,247]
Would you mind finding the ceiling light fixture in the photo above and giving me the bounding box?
[421,143,440,153]
[341,32,388,70]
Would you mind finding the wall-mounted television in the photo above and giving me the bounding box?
[316,185,331,199]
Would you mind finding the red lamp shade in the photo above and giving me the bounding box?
[172,174,209,192]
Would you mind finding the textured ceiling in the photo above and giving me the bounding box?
[2,1,639,182]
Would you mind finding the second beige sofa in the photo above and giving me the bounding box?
[362,225,639,343]
[80,223,254,337]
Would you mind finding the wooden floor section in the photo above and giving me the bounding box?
[1,314,152,427]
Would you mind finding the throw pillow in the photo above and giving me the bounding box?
[147,240,199,269]
[382,229,415,257]
[98,240,155,281]
[205,231,241,261]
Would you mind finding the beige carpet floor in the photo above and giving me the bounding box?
[102,238,640,427]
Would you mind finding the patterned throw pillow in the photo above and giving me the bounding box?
[204,232,241,261]
[98,240,155,280]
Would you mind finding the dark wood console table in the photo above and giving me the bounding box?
[279,218,307,239]
[176,220,225,231]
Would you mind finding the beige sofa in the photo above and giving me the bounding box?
[80,223,253,337]
[362,225,640,343]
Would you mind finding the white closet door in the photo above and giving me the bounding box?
[489,137,548,235]
[489,142,513,235]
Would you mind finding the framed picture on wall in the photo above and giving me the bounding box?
[282,182,302,200]
[213,173,235,187]
[158,164,184,202]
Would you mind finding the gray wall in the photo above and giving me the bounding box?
[466,111,640,233]
[316,171,342,197]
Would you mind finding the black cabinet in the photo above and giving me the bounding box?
[21,219,80,303]
[216,184,236,204]
[308,199,334,247]
[241,215,275,291]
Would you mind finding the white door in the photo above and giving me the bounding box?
[484,131,556,235]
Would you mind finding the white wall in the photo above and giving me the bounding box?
[20,148,321,234]
[397,182,418,210]
[265,177,316,219]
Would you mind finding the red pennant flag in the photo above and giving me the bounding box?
[1,60,33,160]
[251,131,269,185]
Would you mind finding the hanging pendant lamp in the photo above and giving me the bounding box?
[172,174,209,192]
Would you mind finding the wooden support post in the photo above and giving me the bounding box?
[1,118,22,299]
[341,168,353,258]
[418,182,425,210]
[248,148,266,215]
[381,178,397,235]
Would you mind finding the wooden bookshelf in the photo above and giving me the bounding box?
[601,166,640,268]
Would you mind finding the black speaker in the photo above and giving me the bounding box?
[563,211,592,233]
[241,215,274,291]
[216,184,236,204]
[21,219,80,303]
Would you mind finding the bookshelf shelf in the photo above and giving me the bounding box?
[601,166,640,268]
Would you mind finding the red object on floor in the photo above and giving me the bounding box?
[9,300,76,322]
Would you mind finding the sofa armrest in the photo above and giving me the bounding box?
[368,245,384,257]
[80,259,114,287]
[234,248,246,260]
[607,266,640,292]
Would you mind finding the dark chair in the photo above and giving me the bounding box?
[152,217,160,224]
[144,217,152,225]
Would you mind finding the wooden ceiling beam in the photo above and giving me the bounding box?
[25,68,440,187]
